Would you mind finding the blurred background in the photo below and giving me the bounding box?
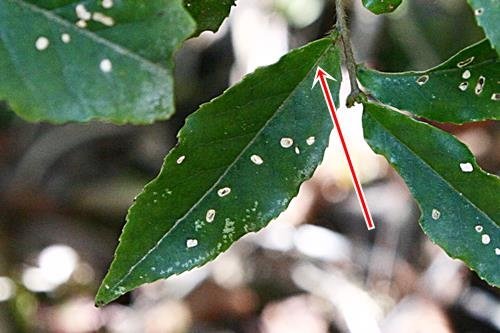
[0,0,499,332]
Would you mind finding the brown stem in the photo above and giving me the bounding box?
[335,0,367,107]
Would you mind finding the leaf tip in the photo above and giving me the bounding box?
[94,279,128,307]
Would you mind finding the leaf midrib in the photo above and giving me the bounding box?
[368,109,498,226]
[362,58,498,79]
[106,43,335,292]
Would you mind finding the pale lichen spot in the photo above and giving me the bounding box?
[475,225,483,233]
[457,56,475,68]
[491,93,500,101]
[458,82,469,91]
[176,155,186,164]
[462,70,471,79]
[100,59,112,73]
[474,8,484,16]
[35,37,50,51]
[475,76,486,95]
[251,154,264,165]
[460,162,473,173]
[102,0,114,9]
[217,187,231,197]
[223,218,236,237]
[194,219,204,231]
[206,209,216,223]
[75,4,92,21]
[92,12,115,26]
[416,75,429,86]
[295,147,300,155]
[495,248,500,256]
[306,136,316,146]
[481,234,491,245]
[186,239,198,248]
[280,138,294,148]
[431,209,441,220]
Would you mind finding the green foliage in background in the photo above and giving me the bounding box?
[0,0,195,124]
[0,0,498,305]
[358,39,500,124]
[184,0,235,35]
[467,0,500,54]
[362,0,402,14]
[363,102,500,285]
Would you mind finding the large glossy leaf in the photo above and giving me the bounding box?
[184,0,235,35]
[0,0,195,124]
[95,37,342,305]
[362,0,402,14]
[467,0,500,54]
[358,40,500,124]
[363,102,500,286]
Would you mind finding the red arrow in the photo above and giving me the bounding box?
[313,67,375,230]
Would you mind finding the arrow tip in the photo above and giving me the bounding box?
[312,66,336,89]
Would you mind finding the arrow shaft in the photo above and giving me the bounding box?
[319,77,375,230]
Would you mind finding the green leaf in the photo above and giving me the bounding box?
[0,0,195,124]
[358,39,500,124]
[362,0,402,14]
[363,102,500,286]
[95,37,342,306]
[467,0,500,54]
[184,0,235,35]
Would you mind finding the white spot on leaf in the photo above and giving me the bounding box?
[206,209,216,223]
[102,0,114,9]
[457,57,475,68]
[176,155,185,164]
[217,187,231,197]
[475,225,483,233]
[495,248,500,256]
[280,138,294,148]
[186,239,198,248]
[431,209,441,220]
[458,82,469,91]
[475,76,485,95]
[75,4,92,21]
[92,12,115,26]
[61,33,71,43]
[416,75,429,85]
[306,136,316,146]
[295,147,300,155]
[474,8,484,16]
[491,93,500,101]
[462,70,471,79]
[251,155,264,165]
[35,37,49,51]
[460,162,473,173]
[481,234,491,245]
[76,20,87,28]
[100,59,112,73]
